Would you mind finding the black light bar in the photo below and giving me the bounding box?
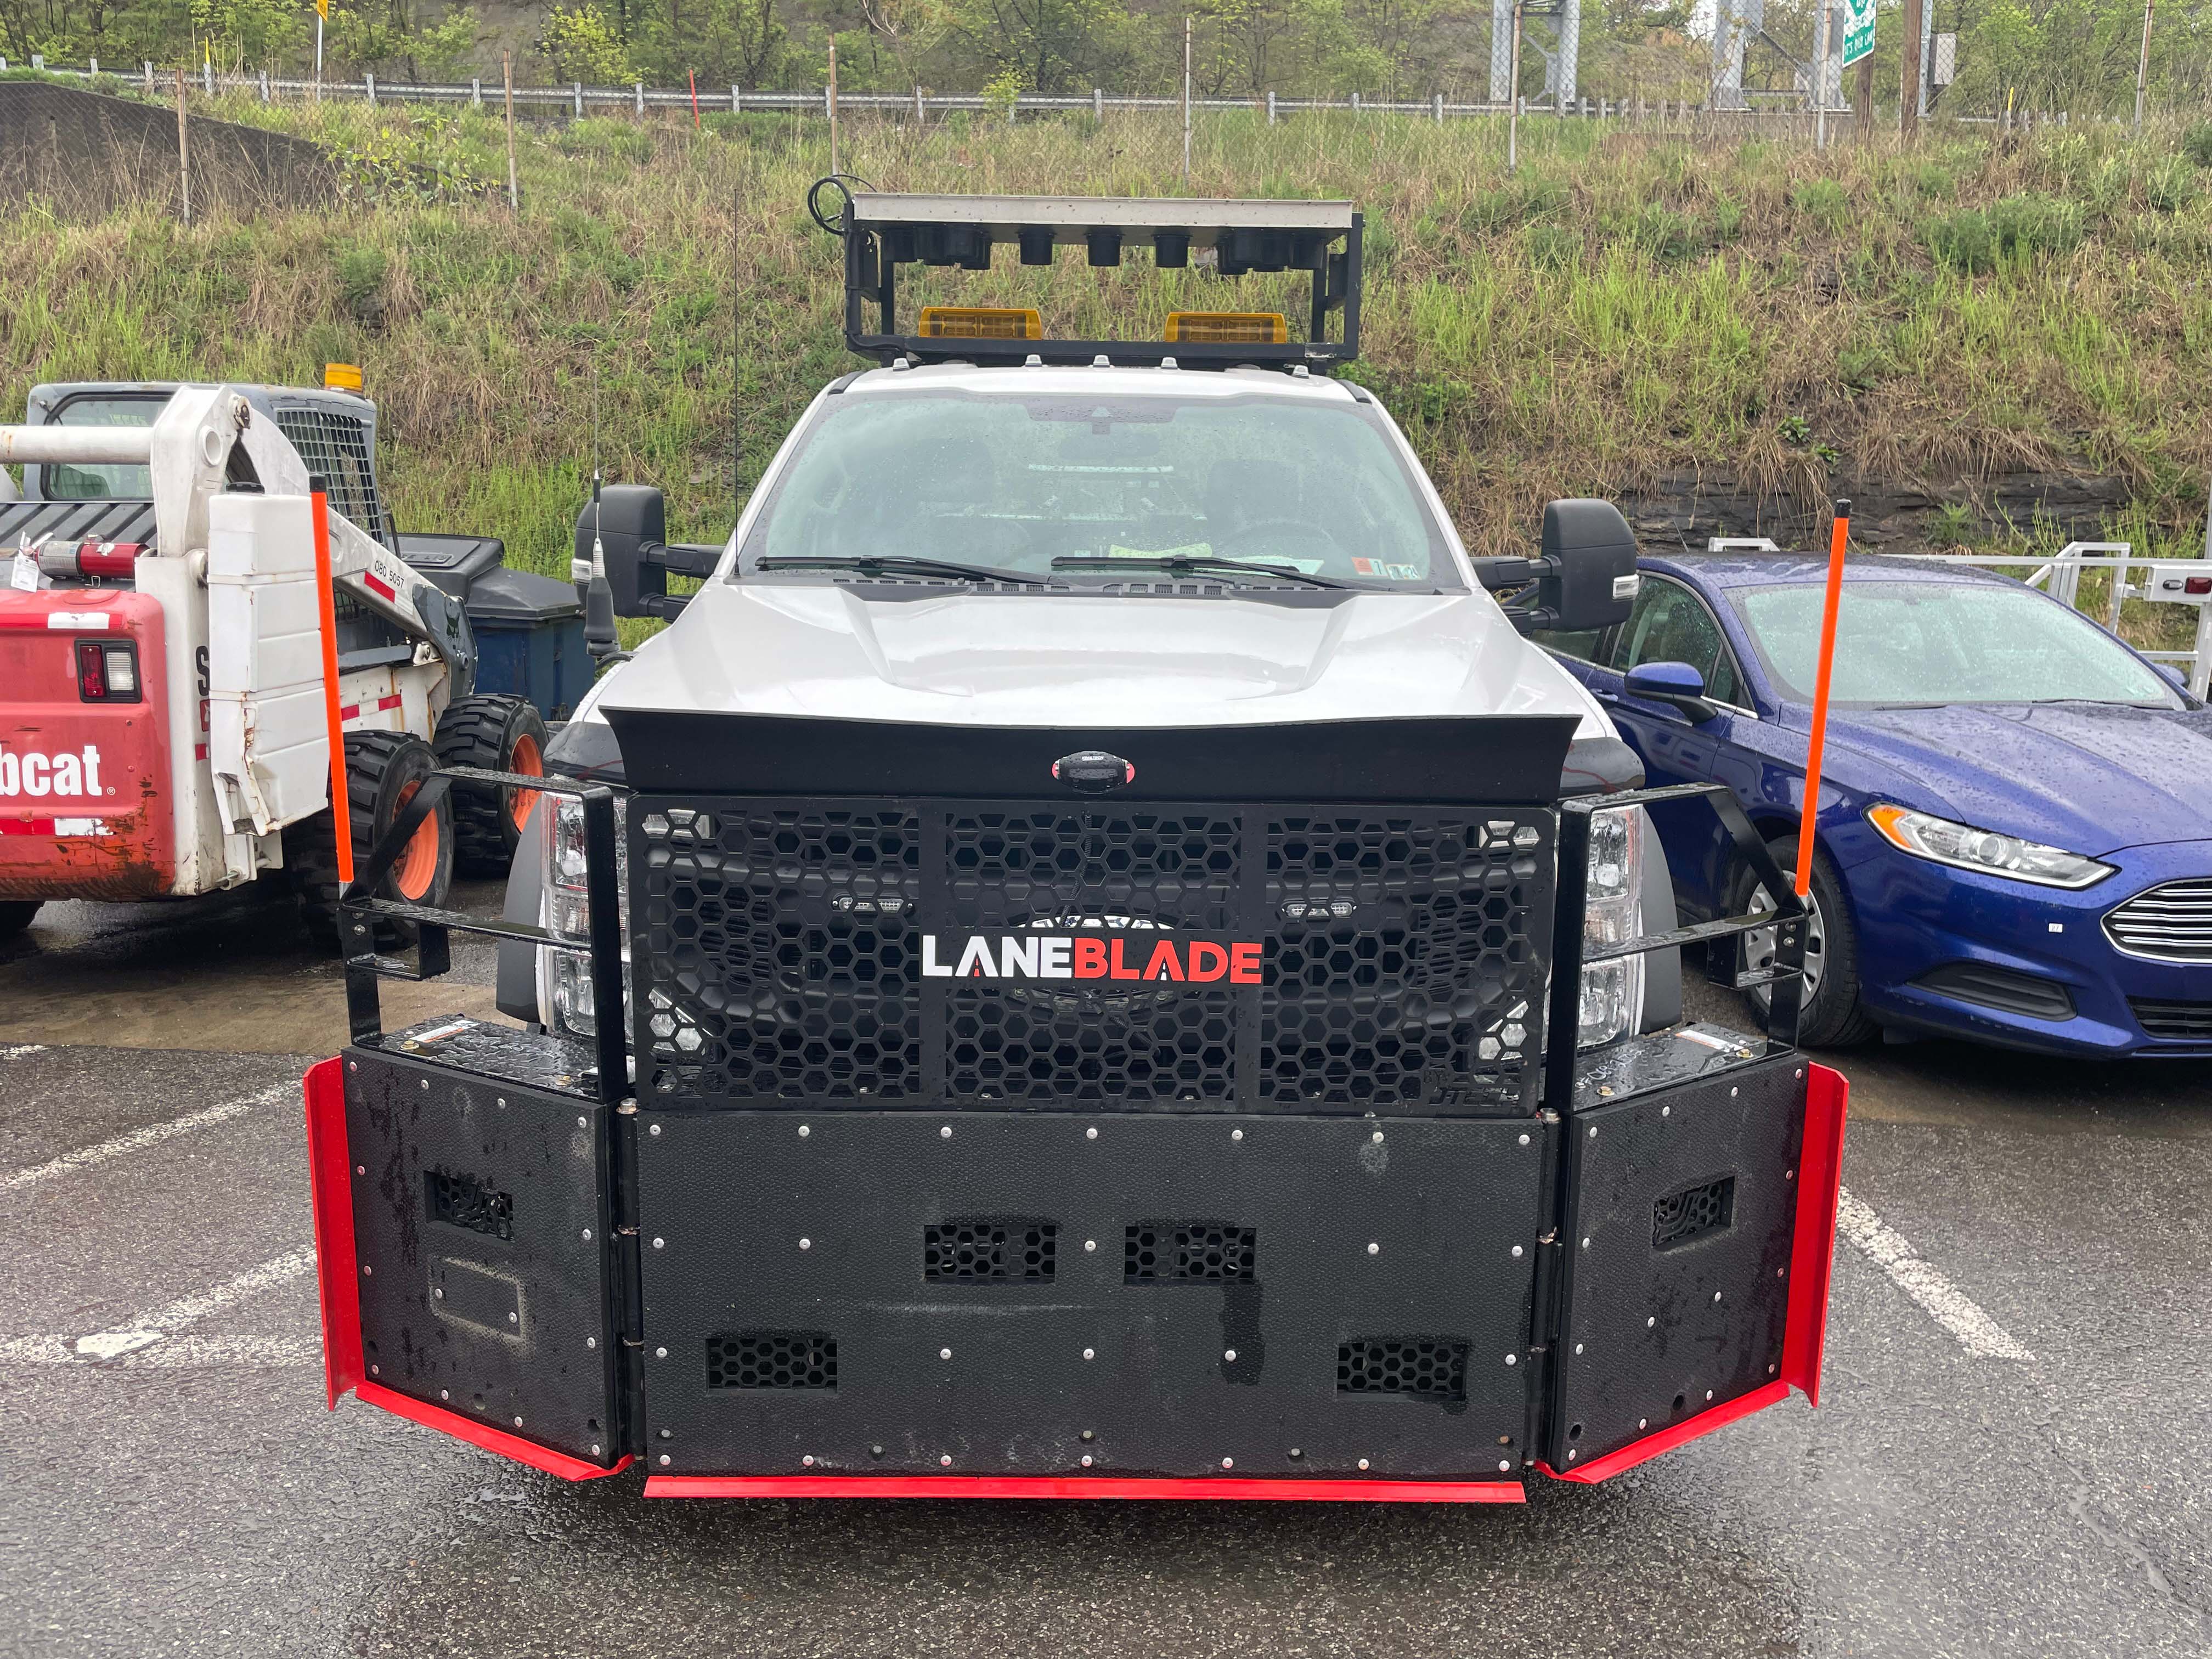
[840,193,1363,368]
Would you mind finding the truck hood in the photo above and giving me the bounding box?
[595,582,1601,730]
[1826,700,2212,856]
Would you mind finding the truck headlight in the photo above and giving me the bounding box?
[1578,805,1645,1050]
[1865,803,2114,889]
[540,793,630,1041]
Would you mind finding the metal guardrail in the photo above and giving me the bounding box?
[1716,537,2212,698]
[16,56,1894,126]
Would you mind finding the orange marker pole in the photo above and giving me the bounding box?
[1795,498,1851,899]
[309,479,354,888]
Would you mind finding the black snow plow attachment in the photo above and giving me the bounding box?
[304,736,1846,1501]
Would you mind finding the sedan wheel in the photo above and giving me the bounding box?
[1742,881,1826,1011]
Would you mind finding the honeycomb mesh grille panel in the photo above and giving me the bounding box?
[1263,814,1546,1109]
[1336,1338,1470,1401]
[424,1167,512,1239]
[949,809,1241,929]
[1652,1175,1736,1248]
[949,987,1235,1103]
[637,805,923,1105]
[1125,1222,1257,1283]
[634,798,1554,1113]
[706,1331,838,1390]
[270,405,395,547]
[923,1217,1058,1282]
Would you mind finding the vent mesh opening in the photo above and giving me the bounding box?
[924,1217,1058,1282]
[706,1331,838,1390]
[1336,1338,1469,1401]
[1652,1175,1736,1249]
[424,1167,512,1239]
[1124,1222,1256,1283]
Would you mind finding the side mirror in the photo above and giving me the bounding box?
[1623,660,1718,723]
[1533,499,1640,632]
[572,484,722,620]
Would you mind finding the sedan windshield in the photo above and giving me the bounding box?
[1733,579,2177,706]
[741,390,1454,588]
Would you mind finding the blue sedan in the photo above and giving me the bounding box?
[1534,550,2212,1056]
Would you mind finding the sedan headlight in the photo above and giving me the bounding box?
[1865,803,2114,890]
[1578,805,1646,1050]
[540,793,630,1041]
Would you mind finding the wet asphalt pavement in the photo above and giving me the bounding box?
[1,890,2208,1658]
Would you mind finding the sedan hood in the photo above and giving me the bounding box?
[596,581,1602,731]
[1827,701,2212,856]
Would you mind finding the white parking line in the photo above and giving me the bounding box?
[73,1250,316,1358]
[1836,1187,2034,1361]
[0,1080,296,1194]
[0,1334,315,1368]
[1,1043,48,1059]
[0,1249,319,1369]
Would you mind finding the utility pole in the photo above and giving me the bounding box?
[174,66,190,227]
[503,49,518,211]
[1900,0,1922,140]
[828,38,839,175]
[1182,16,1192,187]
[2133,0,2154,134]
[1507,0,1523,173]
[1814,0,1831,148]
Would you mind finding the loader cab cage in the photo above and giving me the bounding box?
[836,194,1364,369]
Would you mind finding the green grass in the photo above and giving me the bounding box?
[6,98,2212,616]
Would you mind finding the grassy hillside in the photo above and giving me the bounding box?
[7,97,2212,607]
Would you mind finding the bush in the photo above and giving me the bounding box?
[1988,193,2083,257]
[334,246,389,322]
[1523,222,1582,269]
[2145,156,2198,213]
[1628,201,1703,260]
[1791,177,1850,232]
[1462,174,1568,234]
[1926,208,1995,273]
[1927,195,2080,272]
[1712,195,1745,241]
[2183,121,2212,168]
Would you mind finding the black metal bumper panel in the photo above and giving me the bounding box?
[629,798,1557,1116]
[1546,1052,1806,1470]
[344,1047,622,1466]
[634,1110,1543,1481]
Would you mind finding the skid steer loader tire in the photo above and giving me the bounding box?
[290,731,455,952]
[433,695,549,878]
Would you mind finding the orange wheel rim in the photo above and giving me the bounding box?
[508,733,544,833]
[391,779,441,901]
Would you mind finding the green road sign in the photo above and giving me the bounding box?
[1841,0,1876,66]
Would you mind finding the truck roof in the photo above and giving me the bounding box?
[837,361,1365,403]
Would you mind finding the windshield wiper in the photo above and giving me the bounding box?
[1050,554,1350,589]
[755,554,1048,585]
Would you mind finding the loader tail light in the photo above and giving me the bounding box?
[917,306,1042,340]
[2188,575,2211,596]
[76,640,142,703]
[1164,311,1289,344]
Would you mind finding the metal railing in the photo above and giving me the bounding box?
[16,56,1889,127]
[1708,537,2212,698]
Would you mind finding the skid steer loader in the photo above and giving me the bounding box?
[0,379,550,941]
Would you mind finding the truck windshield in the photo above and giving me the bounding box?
[1734,579,2179,706]
[46,396,166,500]
[743,390,1457,588]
